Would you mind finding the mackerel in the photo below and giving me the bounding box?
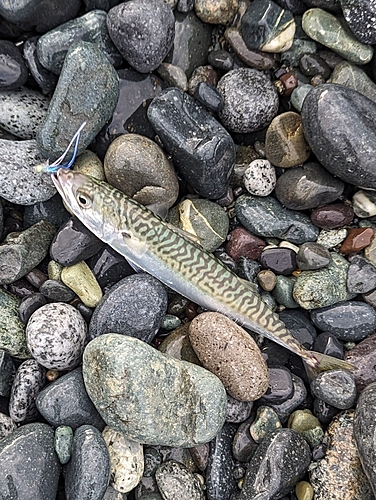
[52,168,354,374]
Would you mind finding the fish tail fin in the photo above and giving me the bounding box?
[303,350,356,380]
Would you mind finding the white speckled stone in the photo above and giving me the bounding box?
[243,159,276,197]
[26,303,87,370]
[102,426,144,493]
[316,228,348,249]
[0,412,17,439]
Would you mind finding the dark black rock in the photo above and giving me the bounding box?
[232,417,258,463]
[148,87,235,199]
[274,162,344,210]
[236,257,261,283]
[313,331,344,360]
[296,242,331,271]
[299,53,331,78]
[23,194,69,230]
[65,425,110,499]
[347,255,376,294]
[0,423,60,499]
[260,247,297,275]
[206,423,238,500]
[36,367,105,431]
[311,301,376,341]
[303,0,340,10]
[273,0,307,14]
[87,245,134,288]
[258,366,294,405]
[84,0,121,10]
[279,309,317,348]
[177,0,194,12]
[50,217,105,266]
[207,50,234,72]
[302,84,376,189]
[39,279,76,302]
[268,373,308,423]
[313,398,341,425]
[0,350,14,397]
[194,82,224,113]
[107,0,174,73]
[19,292,47,324]
[89,273,167,342]
[0,40,28,90]
[310,369,357,410]
[23,37,58,94]
[339,0,376,44]
[239,429,311,500]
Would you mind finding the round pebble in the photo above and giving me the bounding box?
[310,370,357,410]
[243,159,276,196]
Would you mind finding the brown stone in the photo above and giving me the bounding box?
[345,333,376,393]
[339,227,374,255]
[188,312,269,402]
[195,0,239,25]
[225,27,275,71]
[225,227,266,261]
[257,269,277,291]
[310,203,354,229]
[280,73,298,97]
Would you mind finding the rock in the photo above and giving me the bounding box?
[55,425,73,464]
[0,289,29,359]
[65,425,110,500]
[317,228,348,249]
[148,87,235,199]
[313,331,344,360]
[299,53,331,78]
[224,27,275,70]
[301,84,376,189]
[260,247,297,275]
[39,280,75,303]
[310,370,357,410]
[157,62,188,91]
[328,61,376,103]
[291,84,313,112]
[310,203,354,229]
[268,374,308,423]
[347,255,376,294]
[310,410,372,500]
[195,0,238,24]
[257,269,277,291]
[280,309,317,349]
[155,460,204,500]
[225,227,266,262]
[288,409,324,448]
[103,427,144,493]
[258,366,294,405]
[188,312,269,402]
[158,323,200,365]
[23,36,58,94]
[232,417,258,463]
[107,0,174,73]
[345,334,376,392]
[296,242,331,271]
[82,334,227,447]
[87,246,133,289]
[0,423,60,500]
[36,367,105,430]
[207,49,234,71]
[352,190,376,218]
[272,275,299,308]
[339,227,374,254]
[217,68,279,133]
[26,303,87,370]
[226,395,253,423]
[0,41,28,89]
[239,429,311,499]
[339,0,376,44]
[243,159,276,197]
[187,64,218,96]
[194,82,224,112]
[61,261,103,308]
[23,194,69,230]
[249,406,282,442]
[0,412,17,440]
[0,350,15,397]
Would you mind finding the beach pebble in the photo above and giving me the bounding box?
[339,227,374,254]
[26,302,87,370]
[0,350,15,397]
[339,0,376,44]
[65,425,111,500]
[107,0,174,73]
[258,366,294,405]
[310,370,357,410]
[217,68,279,133]
[157,62,188,91]
[272,275,299,308]
[260,247,297,275]
[352,190,376,218]
[328,61,376,103]
[0,41,28,89]
[250,406,282,442]
[83,334,227,447]
[188,312,269,401]
[288,409,324,448]
[195,0,238,24]
[297,242,331,271]
[9,359,45,423]
[194,82,224,112]
[224,27,275,71]
[155,460,204,500]
[0,412,17,440]
[316,228,348,249]
[23,36,58,94]
[148,87,235,199]
[0,289,29,359]
[103,427,144,493]
[158,323,201,365]
[36,367,105,430]
[226,395,253,423]
[0,423,60,500]
[23,194,69,230]
[346,255,376,294]
[89,274,167,343]
[311,203,354,229]
[268,374,308,423]
[225,227,266,261]
[55,425,73,464]
[39,280,75,303]
[232,417,258,463]
[61,261,103,308]
[87,246,133,289]
[290,83,313,112]
[243,159,276,196]
[345,334,376,392]
[314,331,344,360]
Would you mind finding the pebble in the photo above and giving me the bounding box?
[272,275,299,309]
[87,247,132,290]
[313,331,344,360]
[0,412,17,440]
[275,162,344,211]
[188,312,269,402]
[217,68,279,133]
[299,53,331,78]
[257,269,277,291]
[0,220,56,285]
[107,0,174,73]
[295,481,314,500]
[36,367,105,430]
[280,309,317,348]
[250,406,282,442]
[55,425,73,464]
[265,112,310,168]
[23,194,69,230]
[22,36,58,94]
[0,422,61,499]
[288,409,324,448]
[0,289,29,359]
[290,84,313,112]
[347,255,376,294]
[0,350,15,397]
[104,133,179,209]
[103,427,144,493]
[311,300,376,341]
[302,8,373,64]
[83,334,227,447]
[268,374,308,423]
[224,27,275,71]
[147,87,235,199]
[0,40,28,89]
[195,0,238,24]
[243,159,276,197]
[301,84,376,189]
[207,49,234,72]
[232,417,258,463]
[158,323,200,365]
[144,446,162,477]
[226,394,253,423]
[293,252,351,310]
[239,429,311,499]
[36,41,119,161]
[187,64,218,95]
[9,358,45,423]
[344,334,376,392]
[157,62,188,91]
[310,369,357,410]
[258,366,294,405]
[89,274,167,343]
[26,302,87,370]
[339,0,376,44]
[310,410,372,500]
[39,279,76,303]
[37,10,122,75]
[316,228,348,249]
[352,190,376,218]
[311,203,354,229]
[241,0,295,53]
[194,82,223,112]
[65,425,111,500]
[61,261,102,308]
[296,242,331,271]
[339,227,374,254]
[225,227,266,261]
[155,460,204,500]
[260,247,297,275]
[328,61,376,103]
[236,194,319,245]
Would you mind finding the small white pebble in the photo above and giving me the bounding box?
[243,159,276,197]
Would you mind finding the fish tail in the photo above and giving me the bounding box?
[303,350,356,380]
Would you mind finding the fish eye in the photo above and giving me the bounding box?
[76,191,93,208]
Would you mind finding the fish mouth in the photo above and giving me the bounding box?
[51,168,79,208]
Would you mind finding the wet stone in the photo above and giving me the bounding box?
[260,247,297,275]
[257,269,277,291]
[345,334,376,392]
[0,412,17,440]
[89,274,167,343]
[226,394,253,423]
[232,417,258,463]
[258,366,294,405]
[328,61,376,104]
[65,425,111,500]
[155,460,204,500]
[311,300,376,342]
[250,406,282,442]
[55,425,73,465]
[310,370,357,410]
[224,27,275,71]
[225,227,266,262]
[187,64,218,96]
[0,350,14,397]
[239,429,311,500]
[311,203,354,230]
[217,68,279,133]
[157,62,188,91]
[26,302,87,370]
[272,275,299,308]
[22,36,58,94]
[0,40,28,90]
[87,246,133,289]
[207,49,234,71]
[36,367,105,431]
[280,309,317,349]
[83,334,227,447]
[148,87,235,199]
[274,163,344,211]
[243,159,276,197]
[158,323,200,365]
[313,331,344,360]
[268,374,308,423]
[23,194,69,230]
[39,279,76,303]
[317,228,347,249]
[195,0,238,24]
[347,255,376,294]
[310,410,372,500]
[0,422,60,500]
[236,194,319,245]
[288,410,324,449]
[0,289,29,359]
[19,293,47,324]
[194,82,223,112]
[299,53,331,78]
[339,227,374,254]
[339,0,376,44]
[352,190,376,218]
[290,84,313,112]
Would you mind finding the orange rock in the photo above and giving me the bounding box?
[339,227,374,255]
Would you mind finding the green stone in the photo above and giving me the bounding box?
[291,84,313,113]
[83,334,226,447]
[328,61,376,103]
[161,314,182,331]
[249,406,282,443]
[61,261,102,308]
[288,409,323,448]
[54,425,73,465]
[302,8,373,65]
[272,275,299,309]
[0,290,30,359]
[282,39,317,67]
[295,481,314,500]
[293,253,352,310]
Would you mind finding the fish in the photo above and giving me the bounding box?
[51,168,355,375]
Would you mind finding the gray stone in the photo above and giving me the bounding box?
[83,334,227,447]
[297,242,331,271]
[226,395,253,423]
[268,374,307,423]
[339,0,376,44]
[290,84,313,112]
[55,425,73,464]
[0,289,29,359]
[0,350,15,397]
[310,370,357,410]
[328,61,376,103]
[155,460,205,500]
[23,194,69,230]
[0,412,17,440]
[39,279,76,302]
[347,255,376,294]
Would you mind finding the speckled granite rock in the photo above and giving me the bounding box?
[155,460,205,500]
[0,289,29,359]
[83,334,227,447]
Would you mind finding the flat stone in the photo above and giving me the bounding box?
[0,289,29,359]
[339,227,373,254]
[55,425,73,464]
[82,334,227,447]
[22,36,58,94]
[310,369,357,410]
[345,334,376,392]
[260,247,297,275]
[311,203,354,229]
[328,61,376,103]
[225,27,275,70]
[347,255,376,294]
[0,40,28,89]
[296,242,331,271]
